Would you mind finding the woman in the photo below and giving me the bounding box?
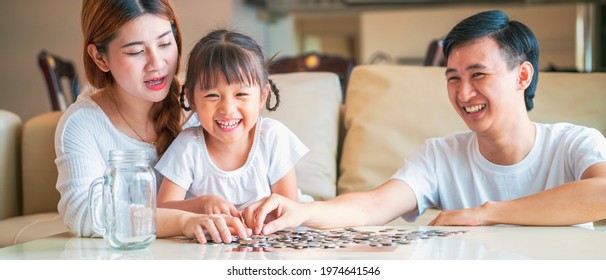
[55,0,248,244]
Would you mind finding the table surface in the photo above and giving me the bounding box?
[1,225,605,260]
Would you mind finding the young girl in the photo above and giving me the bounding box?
[155,29,309,217]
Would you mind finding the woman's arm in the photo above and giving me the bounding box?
[55,110,109,237]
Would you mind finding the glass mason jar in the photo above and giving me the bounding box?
[88,149,156,250]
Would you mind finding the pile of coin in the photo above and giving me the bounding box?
[227,228,467,250]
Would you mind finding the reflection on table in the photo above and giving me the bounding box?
[1,225,605,260]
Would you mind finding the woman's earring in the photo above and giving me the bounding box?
[180,85,192,111]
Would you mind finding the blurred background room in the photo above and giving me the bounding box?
[1,0,604,121]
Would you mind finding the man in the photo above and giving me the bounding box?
[243,10,606,235]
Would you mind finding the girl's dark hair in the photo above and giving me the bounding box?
[443,10,539,111]
[81,0,183,156]
[182,29,280,111]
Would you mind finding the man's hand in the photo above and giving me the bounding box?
[242,194,307,235]
[428,202,496,226]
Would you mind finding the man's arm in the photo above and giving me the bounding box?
[244,179,418,235]
[430,162,606,226]
[305,179,418,228]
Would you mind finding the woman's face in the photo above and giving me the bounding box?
[97,14,178,103]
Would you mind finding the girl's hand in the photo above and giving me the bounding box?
[196,195,239,216]
[181,213,251,244]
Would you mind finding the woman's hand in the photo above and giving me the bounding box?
[180,213,251,244]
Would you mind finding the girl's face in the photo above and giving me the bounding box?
[90,14,178,104]
[192,74,268,147]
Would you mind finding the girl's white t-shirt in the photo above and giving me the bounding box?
[155,117,309,210]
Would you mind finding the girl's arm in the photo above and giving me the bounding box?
[157,178,239,216]
[270,168,299,201]
[157,178,188,208]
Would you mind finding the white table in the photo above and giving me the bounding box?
[1,225,605,260]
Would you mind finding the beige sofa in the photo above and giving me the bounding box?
[1,65,605,248]
[0,110,67,247]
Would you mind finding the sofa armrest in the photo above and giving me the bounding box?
[0,110,22,220]
[0,212,67,248]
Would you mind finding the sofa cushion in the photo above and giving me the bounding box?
[264,72,342,200]
[22,111,63,215]
[529,71,606,135]
[339,65,467,194]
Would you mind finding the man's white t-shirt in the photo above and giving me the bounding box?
[156,117,309,210]
[391,122,606,223]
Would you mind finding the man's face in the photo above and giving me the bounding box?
[445,38,527,136]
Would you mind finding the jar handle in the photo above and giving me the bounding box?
[88,177,106,235]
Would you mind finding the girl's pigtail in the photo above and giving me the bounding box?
[180,85,192,111]
[266,79,280,111]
